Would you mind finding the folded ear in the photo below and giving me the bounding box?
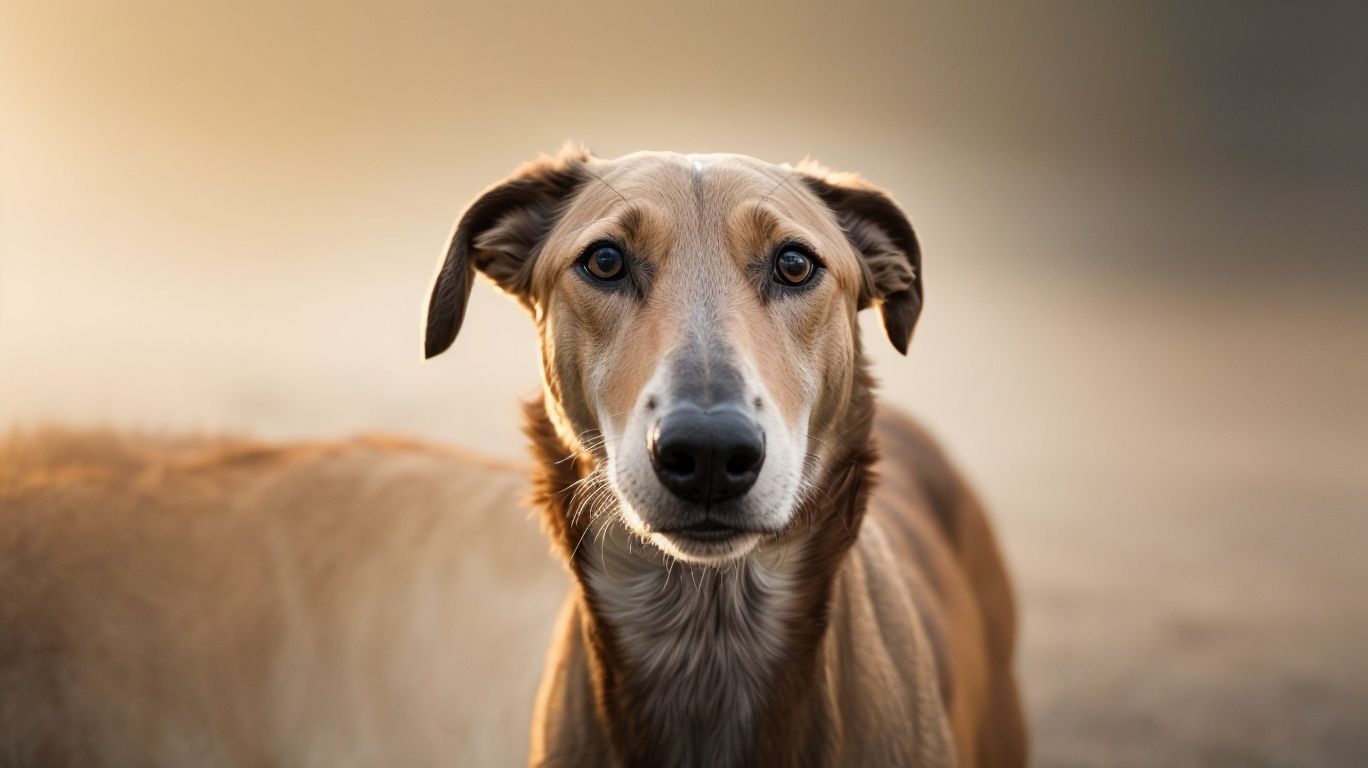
[424,145,591,359]
[796,162,923,355]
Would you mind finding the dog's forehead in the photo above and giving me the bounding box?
[564,151,839,240]
[586,152,795,208]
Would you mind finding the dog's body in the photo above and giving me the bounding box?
[1,148,1024,766]
[0,430,564,767]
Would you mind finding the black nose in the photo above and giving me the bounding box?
[649,405,765,505]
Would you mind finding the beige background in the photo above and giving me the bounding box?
[3,1,1366,764]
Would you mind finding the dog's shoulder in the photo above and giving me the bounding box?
[869,405,1008,582]
[870,406,975,540]
[868,408,1025,765]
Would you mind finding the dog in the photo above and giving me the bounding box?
[425,147,1026,766]
[0,147,1024,767]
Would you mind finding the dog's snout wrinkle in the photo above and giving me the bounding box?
[648,404,765,506]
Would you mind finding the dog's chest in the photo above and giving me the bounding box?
[586,554,799,766]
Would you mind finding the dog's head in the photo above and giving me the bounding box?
[426,147,920,565]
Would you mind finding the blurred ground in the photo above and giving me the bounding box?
[3,2,1366,764]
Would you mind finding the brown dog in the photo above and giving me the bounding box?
[425,147,1026,766]
[0,148,1024,767]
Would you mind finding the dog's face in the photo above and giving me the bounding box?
[427,148,921,565]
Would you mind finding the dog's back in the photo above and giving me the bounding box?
[0,429,565,767]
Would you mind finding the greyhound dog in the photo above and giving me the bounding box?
[0,147,1023,767]
[425,147,1025,766]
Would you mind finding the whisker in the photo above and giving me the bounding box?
[570,479,614,527]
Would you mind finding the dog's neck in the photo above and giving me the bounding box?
[579,531,809,766]
[525,370,876,766]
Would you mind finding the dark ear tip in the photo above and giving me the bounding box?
[424,327,456,359]
[425,270,469,359]
[881,290,920,356]
[888,325,911,355]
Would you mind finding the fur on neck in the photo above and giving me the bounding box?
[524,364,878,766]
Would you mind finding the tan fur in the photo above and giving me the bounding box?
[0,429,564,766]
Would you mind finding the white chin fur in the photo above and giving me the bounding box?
[647,531,764,565]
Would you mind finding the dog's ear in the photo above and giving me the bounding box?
[425,145,591,359]
[796,162,923,355]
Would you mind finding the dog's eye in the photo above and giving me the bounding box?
[582,244,626,281]
[773,248,816,287]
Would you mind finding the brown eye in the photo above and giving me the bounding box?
[774,248,816,286]
[583,244,626,281]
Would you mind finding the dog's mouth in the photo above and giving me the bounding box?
[645,517,779,563]
[655,519,754,542]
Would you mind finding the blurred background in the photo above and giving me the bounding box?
[2,1,1365,764]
